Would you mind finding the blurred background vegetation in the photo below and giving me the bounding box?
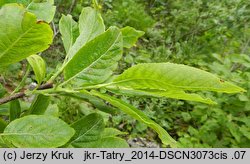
[1,0,249,147]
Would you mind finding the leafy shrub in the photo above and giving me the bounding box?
[0,0,246,148]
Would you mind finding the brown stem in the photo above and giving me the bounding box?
[0,83,53,105]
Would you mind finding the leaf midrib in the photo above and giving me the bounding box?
[64,31,121,84]
[72,118,103,143]
[112,78,228,91]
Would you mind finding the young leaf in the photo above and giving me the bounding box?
[66,7,105,60]
[2,115,75,148]
[64,26,123,85]
[0,4,53,67]
[59,14,79,53]
[9,99,21,121]
[27,54,46,85]
[91,90,177,147]
[29,94,50,115]
[112,63,245,93]
[121,26,145,48]
[70,113,105,147]
[26,0,56,23]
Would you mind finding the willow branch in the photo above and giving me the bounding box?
[0,83,53,105]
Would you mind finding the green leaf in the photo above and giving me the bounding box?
[1,0,30,6]
[239,125,250,140]
[102,128,127,137]
[70,113,105,147]
[2,1,55,23]
[66,7,105,60]
[44,104,59,117]
[59,14,79,53]
[0,4,53,67]
[26,0,56,23]
[27,54,46,85]
[112,63,245,93]
[121,26,144,48]
[0,83,6,98]
[91,90,177,147]
[2,115,75,148]
[64,26,123,85]
[107,88,216,104]
[29,94,50,115]
[9,100,21,121]
[77,137,129,148]
[0,118,7,133]
[65,92,117,114]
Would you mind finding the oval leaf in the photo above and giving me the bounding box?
[27,54,46,85]
[0,4,53,67]
[112,63,245,93]
[2,115,75,148]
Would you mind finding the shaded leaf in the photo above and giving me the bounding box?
[0,83,6,98]
[29,94,50,115]
[9,99,21,121]
[0,118,7,133]
[70,113,104,147]
[77,137,129,148]
[107,87,216,104]
[2,115,75,147]
[64,92,117,114]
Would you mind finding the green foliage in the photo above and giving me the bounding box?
[2,115,75,147]
[121,26,145,48]
[103,0,155,31]
[29,94,50,115]
[0,1,247,148]
[91,90,177,147]
[63,26,122,85]
[9,100,21,121]
[26,0,56,23]
[0,4,53,67]
[64,7,105,61]
[0,84,5,98]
